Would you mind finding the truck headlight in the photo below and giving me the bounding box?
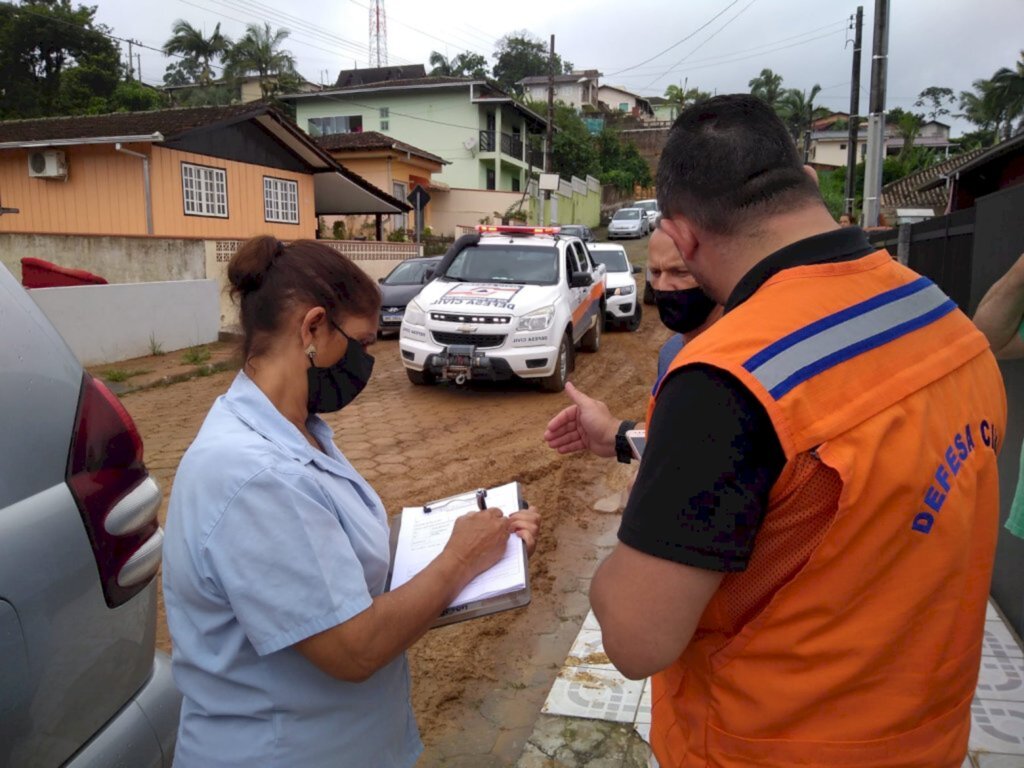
[613,284,635,296]
[404,300,426,327]
[517,306,555,332]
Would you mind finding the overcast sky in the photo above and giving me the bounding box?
[92,0,1024,136]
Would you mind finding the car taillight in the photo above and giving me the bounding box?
[66,373,163,608]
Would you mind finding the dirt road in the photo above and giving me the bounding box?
[120,235,669,765]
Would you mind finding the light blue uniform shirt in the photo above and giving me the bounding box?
[163,372,421,767]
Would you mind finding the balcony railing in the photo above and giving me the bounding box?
[478,130,527,162]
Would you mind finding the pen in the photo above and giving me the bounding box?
[476,488,487,511]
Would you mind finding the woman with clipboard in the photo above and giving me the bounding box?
[162,237,540,768]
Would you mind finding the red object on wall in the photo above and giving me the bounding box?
[21,257,108,288]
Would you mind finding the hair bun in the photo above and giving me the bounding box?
[228,236,280,295]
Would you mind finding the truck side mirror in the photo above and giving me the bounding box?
[570,271,593,288]
[632,264,641,274]
[423,269,436,282]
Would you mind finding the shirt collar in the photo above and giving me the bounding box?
[724,227,876,313]
[223,371,356,478]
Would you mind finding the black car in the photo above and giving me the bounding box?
[378,256,443,336]
[558,224,595,243]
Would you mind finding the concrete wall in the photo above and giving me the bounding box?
[0,233,206,284]
[810,138,868,168]
[430,188,523,236]
[29,279,219,365]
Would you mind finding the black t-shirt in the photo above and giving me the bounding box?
[620,227,877,572]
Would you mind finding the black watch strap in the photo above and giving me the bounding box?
[615,420,637,464]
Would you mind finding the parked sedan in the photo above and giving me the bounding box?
[589,243,643,331]
[607,207,650,239]
[378,255,443,335]
[0,263,180,767]
[634,198,660,229]
[558,224,595,242]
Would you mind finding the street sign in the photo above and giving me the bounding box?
[407,185,431,243]
[407,185,430,209]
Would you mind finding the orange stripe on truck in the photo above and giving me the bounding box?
[572,283,605,326]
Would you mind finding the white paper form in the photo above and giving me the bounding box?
[389,481,526,608]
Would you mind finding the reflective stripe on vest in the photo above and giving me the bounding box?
[742,276,956,400]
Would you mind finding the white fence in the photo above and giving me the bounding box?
[29,280,220,366]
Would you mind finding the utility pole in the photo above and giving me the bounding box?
[135,53,142,83]
[844,6,864,219]
[545,34,555,173]
[862,0,889,227]
[125,39,137,80]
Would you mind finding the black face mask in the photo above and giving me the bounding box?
[306,330,375,413]
[654,287,717,334]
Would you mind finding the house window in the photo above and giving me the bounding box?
[308,115,363,136]
[380,120,389,131]
[379,107,389,118]
[511,177,521,192]
[619,102,629,112]
[263,176,299,224]
[839,143,847,151]
[392,181,408,230]
[181,162,227,218]
[486,168,496,191]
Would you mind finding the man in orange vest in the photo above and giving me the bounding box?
[582,95,1006,767]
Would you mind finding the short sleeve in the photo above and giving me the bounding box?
[202,467,374,656]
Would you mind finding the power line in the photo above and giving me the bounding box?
[605,0,743,77]
[640,0,760,91]
[612,19,847,79]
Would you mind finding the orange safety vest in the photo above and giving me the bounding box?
[643,250,1006,768]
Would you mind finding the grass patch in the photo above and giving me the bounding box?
[181,345,211,365]
[103,368,152,383]
[148,333,165,356]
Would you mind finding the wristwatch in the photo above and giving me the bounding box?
[615,420,637,464]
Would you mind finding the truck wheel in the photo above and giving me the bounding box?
[581,312,602,352]
[406,368,434,386]
[625,302,642,332]
[540,334,570,392]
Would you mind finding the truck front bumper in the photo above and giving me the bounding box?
[400,327,560,382]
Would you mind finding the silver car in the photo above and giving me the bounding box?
[0,263,180,767]
[634,199,660,229]
[607,207,650,239]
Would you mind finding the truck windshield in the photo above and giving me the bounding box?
[443,245,559,285]
[590,250,629,272]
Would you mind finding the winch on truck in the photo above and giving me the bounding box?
[398,225,608,392]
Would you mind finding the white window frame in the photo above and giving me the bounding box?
[263,176,300,224]
[181,162,228,218]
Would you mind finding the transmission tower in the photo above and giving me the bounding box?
[368,0,388,68]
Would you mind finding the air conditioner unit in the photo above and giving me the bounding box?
[27,150,68,180]
[462,136,478,153]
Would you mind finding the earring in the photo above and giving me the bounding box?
[305,344,316,362]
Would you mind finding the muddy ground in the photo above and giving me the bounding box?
[115,235,668,765]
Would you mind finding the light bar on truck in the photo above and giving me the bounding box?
[477,225,560,236]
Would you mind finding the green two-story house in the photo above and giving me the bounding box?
[284,72,549,194]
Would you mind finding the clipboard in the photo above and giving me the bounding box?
[385,482,532,629]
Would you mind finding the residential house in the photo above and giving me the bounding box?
[517,70,602,111]
[879,147,988,222]
[0,103,407,243]
[917,131,1024,212]
[283,75,549,195]
[647,96,679,124]
[597,85,655,120]
[315,130,446,238]
[809,120,956,170]
[335,64,427,88]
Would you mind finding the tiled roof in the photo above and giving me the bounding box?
[0,103,267,143]
[880,148,988,212]
[334,64,426,88]
[314,131,446,165]
[330,76,476,92]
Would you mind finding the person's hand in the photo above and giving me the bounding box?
[444,508,511,578]
[543,382,619,458]
[508,506,541,556]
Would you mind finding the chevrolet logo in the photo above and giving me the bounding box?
[457,325,477,333]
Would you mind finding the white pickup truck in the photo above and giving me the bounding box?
[399,225,607,392]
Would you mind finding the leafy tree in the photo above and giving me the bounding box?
[492,31,571,94]
[990,51,1024,139]
[663,83,710,109]
[163,20,230,86]
[914,86,955,122]
[958,79,1007,139]
[778,84,826,145]
[549,103,599,180]
[748,68,784,109]
[108,79,166,112]
[224,22,298,101]
[428,50,489,79]
[0,0,123,119]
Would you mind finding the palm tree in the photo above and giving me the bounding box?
[225,23,298,100]
[960,78,1009,143]
[748,68,784,109]
[778,85,825,140]
[428,51,454,76]
[664,84,711,109]
[990,51,1024,139]
[163,20,230,87]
